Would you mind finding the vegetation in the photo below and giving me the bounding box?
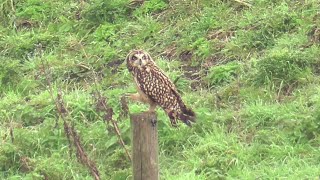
[1,0,320,179]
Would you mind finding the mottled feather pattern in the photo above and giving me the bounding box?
[126,50,195,126]
[135,64,177,109]
[134,63,194,126]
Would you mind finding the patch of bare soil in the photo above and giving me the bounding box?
[15,19,38,30]
[308,26,320,44]
[160,44,177,60]
[107,59,123,74]
[207,29,235,51]
[181,65,203,90]
[178,49,229,90]
[305,25,320,74]
[161,28,234,90]
[179,50,193,62]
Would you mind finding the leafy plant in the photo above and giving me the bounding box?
[93,23,119,42]
[231,2,298,53]
[206,61,240,86]
[254,48,312,87]
[191,37,212,59]
[83,0,129,25]
[0,59,23,92]
[133,0,168,16]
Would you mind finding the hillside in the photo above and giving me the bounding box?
[1,0,320,179]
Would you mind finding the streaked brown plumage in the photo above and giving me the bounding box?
[126,49,195,127]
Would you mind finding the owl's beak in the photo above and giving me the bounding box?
[133,58,147,67]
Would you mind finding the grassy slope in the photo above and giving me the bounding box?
[1,0,320,179]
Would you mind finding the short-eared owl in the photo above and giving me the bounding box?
[126,50,195,127]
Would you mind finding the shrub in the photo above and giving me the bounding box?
[93,23,119,42]
[0,31,59,58]
[191,37,212,59]
[231,2,298,52]
[15,0,65,24]
[83,0,129,25]
[134,0,168,16]
[206,61,240,86]
[0,59,22,91]
[254,48,312,87]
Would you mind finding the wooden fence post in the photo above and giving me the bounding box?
[130,112,159,180]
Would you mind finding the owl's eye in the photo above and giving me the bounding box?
[142,55,147,60]
[132,56,137,60]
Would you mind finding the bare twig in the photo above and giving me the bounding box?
[94,92,132,161]
[40,50,100,180]
[56,90,73,157]
[85,42,132,161]
[57,90,100,180]
[120,96,129,118]
[71,125,100,180]
[9,123,14,143]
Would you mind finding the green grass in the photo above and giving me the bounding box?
[1,0,320,179]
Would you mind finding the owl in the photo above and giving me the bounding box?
[126,49,195,127]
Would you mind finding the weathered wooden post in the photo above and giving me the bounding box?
[130,112,159,180]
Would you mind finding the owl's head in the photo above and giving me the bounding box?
[126,50,153,70]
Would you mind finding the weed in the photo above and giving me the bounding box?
[83,0,130,25]
[206,61,240,86]
[133,0,168,16]
[254,48,313,87]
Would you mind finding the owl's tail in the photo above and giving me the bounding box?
[179,106,196,127]
[168,105,196,127]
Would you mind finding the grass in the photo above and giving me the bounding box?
[1,0,320,179]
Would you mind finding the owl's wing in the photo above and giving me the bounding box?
[137,66,195,126]
[138,66,178,104]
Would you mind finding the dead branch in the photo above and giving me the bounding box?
[71,125,100,180]
[94,92,132,161]
[56,90,73,157]
[120,96,129,118]
[87,48,131,161]
[9,123,14,143]
[57,91,101,180]
[41,51,100,180]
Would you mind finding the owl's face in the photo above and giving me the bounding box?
[126,50,153,69]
